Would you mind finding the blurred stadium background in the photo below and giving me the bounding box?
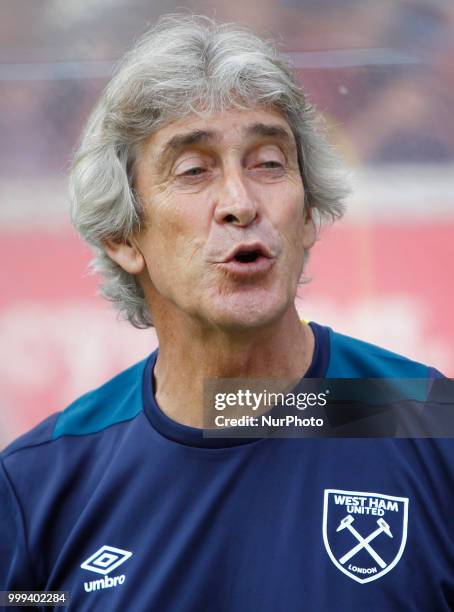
[1,0,453,447]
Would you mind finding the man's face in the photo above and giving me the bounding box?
[133,107,315,330]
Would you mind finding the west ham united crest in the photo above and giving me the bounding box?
[323,489,409,584]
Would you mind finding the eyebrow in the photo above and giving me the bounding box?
[165,129,218,152]
[244,122,294,145]
[156,130,218,173]
[156,122,295,173]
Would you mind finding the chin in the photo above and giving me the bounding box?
[205,293,290,331]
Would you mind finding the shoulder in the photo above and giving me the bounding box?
[1,356,151,461]
[323,325,443,379]
[0,354,153,589]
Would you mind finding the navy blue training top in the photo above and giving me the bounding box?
[1,322,453,611]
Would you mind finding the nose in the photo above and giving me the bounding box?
[214,166,257,227]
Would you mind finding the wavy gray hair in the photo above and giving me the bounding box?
[69,13,349,328]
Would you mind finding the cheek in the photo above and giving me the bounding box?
[142,197,207,275]
[277,197,308,268]
[270,187,306,241]
[265,178,304,218]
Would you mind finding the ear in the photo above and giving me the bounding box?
[301,206,316,251]
[103,238,145,275]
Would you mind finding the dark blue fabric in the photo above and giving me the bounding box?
[1,322,453,611]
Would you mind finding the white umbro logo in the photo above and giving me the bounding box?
[80,545,132,575]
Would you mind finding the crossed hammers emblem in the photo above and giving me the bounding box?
[336,515,393,569]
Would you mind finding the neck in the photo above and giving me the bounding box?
[152,306,314,428]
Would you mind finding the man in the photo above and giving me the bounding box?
[1,14,453,611]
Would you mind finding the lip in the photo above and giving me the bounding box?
[211,241,277,278]
[222,242,273,263]
[217,256,275,278]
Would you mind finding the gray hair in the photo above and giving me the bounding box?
[69,13,349,328]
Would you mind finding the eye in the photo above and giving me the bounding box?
[180,167,206,176]
[259,161,283,169]
[173,154,211,178]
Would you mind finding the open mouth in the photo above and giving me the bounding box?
[217,243,275,276]
[233,250,262,264]
[225,243,272,264]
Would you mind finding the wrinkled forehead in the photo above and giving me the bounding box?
[140,107,297,159]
